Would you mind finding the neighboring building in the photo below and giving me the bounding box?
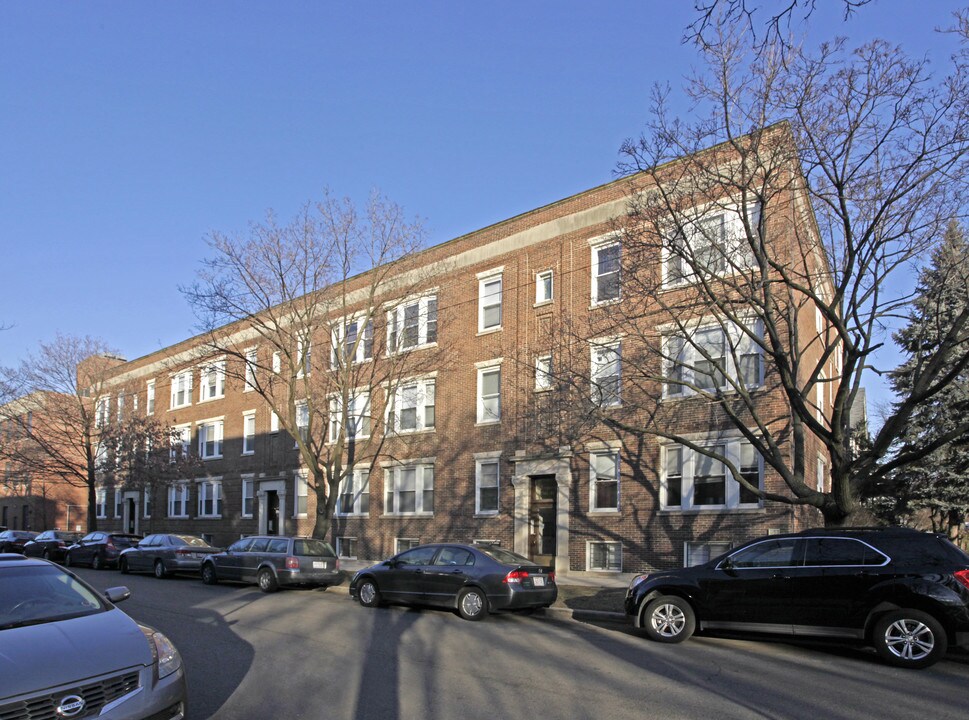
[85,134,837,575]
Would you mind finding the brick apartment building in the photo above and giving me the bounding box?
[83,135,835,575]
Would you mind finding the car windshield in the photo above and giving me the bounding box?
[293,539,334,557]
[0,565,107,631]
[477,546,533,565]
[173,535,211,547]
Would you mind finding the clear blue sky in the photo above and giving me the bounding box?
[0,1,961,413]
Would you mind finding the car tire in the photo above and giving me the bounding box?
[201,563,218,585]
[258,568,279,593]
[457,587,488,621]
[873,609,947,669]
[119,557,129,574]
[92,553,103,571]
[153,560,168,579]
[642,596,696,644]
[358,579,381,607]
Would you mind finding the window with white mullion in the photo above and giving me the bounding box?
[198,479,223,517]
[199,361,225,401]
[592,242,621,304]
[478,276,502,331]
[329,392,371,443]
[332,318,374,367]
[477,366,501,423]
[591,341,621,407]
[170,371,192,409]
[384,464,434,515]
[664,321,762,397]
[391,379,435,433]
[337,469,370,516]
[198,420,224,459]
[590,451,619,511]
[168,483,189,518]
[387,295,438,353]
[242,412,256,455]
[662,439,763,511]
[244,349,258,392]
[476,460,500,514]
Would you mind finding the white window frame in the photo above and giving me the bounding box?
[386,293,438,353]
[591,339,622,407]
[117,394,125,423]
[244,349,258,392]
[476,361,502,425]
[198,419,224,460]
[143,486,152,519]
[294,471,308,518]
[114,489,123,518]
[95,396,110,428]
[475,454,501,515]
[477,269,503,332]
[662,319,763,398]
[197,478,223,518]
[388,377,435,434]
[332,316,374,366]
[685,541,732,567]
[587,541,622,572]
[328,391,372,443]
[535,355,552,392]
[337,468,370,516]
[661,438,763,511]
[337,536,358,559]
[242,411,256,455]
[536,270,553,304]
[663,202,760,287]
[168,483,189,518]
[170,370,192,409]
[383,461,435,516]
[95,487,107,519]
[241,475,255,518]
[590,451,620,512]
[817,453,827,493]
[396,537,421,553]
[171,424,191,462]
[591,238,621,306]
[146,380,156,415]
[199,360,226,402]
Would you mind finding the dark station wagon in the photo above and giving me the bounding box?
[200,535,343,592]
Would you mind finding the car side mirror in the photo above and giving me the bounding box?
[104,586,131,604]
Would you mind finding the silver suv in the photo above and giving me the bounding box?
[200,535,343,592]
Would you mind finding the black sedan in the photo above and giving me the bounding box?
[66,532,143,570]
[349,543,557,620]
[119,533,221,578]
[0,530,37,554]
[22,530,82,562]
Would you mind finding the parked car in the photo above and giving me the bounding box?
[349,543,557,620]
[67,532,143,570]
[119,534,221,578]
[200,535,343,593]
[625,527,969,669]
[0,529,38,554]
[0,553,186,719]
[22,530,83,562]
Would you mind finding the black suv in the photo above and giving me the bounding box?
[625,527,969,668]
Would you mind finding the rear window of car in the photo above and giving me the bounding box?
[174,535,211,548]
[293,539,334,557]
[111,536,141,548]
[0,565,107,630]
[477,546,531,565]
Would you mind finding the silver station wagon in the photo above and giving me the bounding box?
[200,535,343,592]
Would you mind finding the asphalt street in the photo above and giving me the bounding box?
[72,568,969,720]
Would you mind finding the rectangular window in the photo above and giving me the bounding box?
[171,424,191,462]
[384,463,434,515]
[666,206,758,285]
[337,469,370,516]
[387,295,438,352]
[297,339,312,378]
[242,412,256,455]
[817,453,827,493]
[242,476,254,518]
[477,365,501,423]
[272,351,281,374]
[170,371,192,409]
[663,440,762,510]
[396,538,421,553]
[685,541,732,567]
[95,487,107,519]
[199,360,225,401]
[294,472,308,517]
[117,394,124,422]
[664,322,762,397]
[270,411,279,434]
[146,380,156,415]
[198,479,223,517]
[143,486,152,519]
[198,420,224,459]
[95,397,110,428]
[592,242,620,304]
[535,355,552,391]
[590,452,619,511]
[332,318,374,366]
[536,270,553,304]
[296,401,310,445]
[591,341,621,407]
[244,349,258,392]
[478,275,502,331]
[476,460,499,514]
[588,541,622,571]
[337,537,358,559]
[390,379,435,433]
[168,484,189,518]
[114,490,123,518]
[329,392,371,443]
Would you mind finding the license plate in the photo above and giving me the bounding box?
[532,576,546,587]
[313,561,327,569]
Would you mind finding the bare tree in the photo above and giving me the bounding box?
[569,12,969,526]
[183,191,447,542]
[0,335,122,531]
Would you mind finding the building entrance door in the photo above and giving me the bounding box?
[266,491,280,535]
[528,476,557,568]
[125,499,137,534]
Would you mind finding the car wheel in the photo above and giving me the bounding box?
[358,579,381,607]
[457,587,488,621]
[153,560,168,579]
[119,557,129,574]
[258,568,279,593]
[873,609,947,669]
[92,553,103,571]
[642,596,696,643]
[201,563,218,585]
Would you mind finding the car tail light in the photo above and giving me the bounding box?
[955,569,969,590]
[504,569,529,584]
[286,556,299,570]
[335,558,341,571]
[175,549,191,556]
[548,571,555,583]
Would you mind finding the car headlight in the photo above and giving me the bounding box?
[141,626,183,680]
[628,574,650,591]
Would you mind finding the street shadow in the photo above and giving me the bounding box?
[352,606,423,720]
